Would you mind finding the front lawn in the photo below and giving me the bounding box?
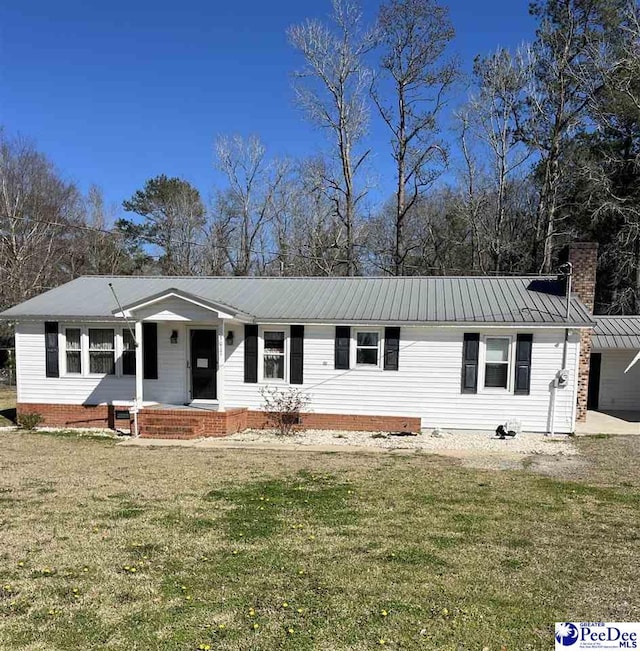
[0,385,16,426]
[0,431,638,650]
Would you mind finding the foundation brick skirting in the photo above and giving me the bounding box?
[568,241,598,423]
[139,409,421,439]
[18,403,421,439]
[16,403,112,428]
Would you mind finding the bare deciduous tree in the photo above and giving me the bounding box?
[71,186,142,276]
[522,0,624,272]
[373,0,457,274]
[465,47,533,271]
[212,135,290,276]
[289,0,375,275]
[0,131,82,310]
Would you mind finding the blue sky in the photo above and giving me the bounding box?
[0,0,536,214]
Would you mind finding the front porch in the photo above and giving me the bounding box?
[115,288,251,415]
[137,405,252,439]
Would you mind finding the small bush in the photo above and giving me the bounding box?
[17,412,43,430]
[260,386,311,436]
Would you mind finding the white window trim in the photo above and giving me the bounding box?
[258,326,290,383]
[352,328,383,370]
[479,335,515,393]
[60,325,125,378]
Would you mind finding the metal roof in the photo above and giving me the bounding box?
[592,316,640,349]
[0,275,595,327]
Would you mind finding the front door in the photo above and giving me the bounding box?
[190,329,217,400]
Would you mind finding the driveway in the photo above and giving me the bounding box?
[577,410,640,435]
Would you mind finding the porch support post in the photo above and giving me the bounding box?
[135,320,143,406]
[217,321,225,411]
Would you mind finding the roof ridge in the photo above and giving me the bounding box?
[79,274,559,281]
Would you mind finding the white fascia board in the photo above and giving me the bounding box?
[123,292,235,319]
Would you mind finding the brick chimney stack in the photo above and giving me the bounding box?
[568,241,598,313]
[567,242,598,423]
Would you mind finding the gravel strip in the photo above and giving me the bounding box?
[227,428,578,456]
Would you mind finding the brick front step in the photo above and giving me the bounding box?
[140,429,203,440]
[141,424,199,435]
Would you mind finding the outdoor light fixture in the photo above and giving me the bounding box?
[170,330,178,344]
[226,330,235,345]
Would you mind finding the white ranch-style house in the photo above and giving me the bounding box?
[2,242,638,438]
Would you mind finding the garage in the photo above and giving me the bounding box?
[588,316,640,413]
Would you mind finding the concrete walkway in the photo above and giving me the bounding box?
[576,410,640,435]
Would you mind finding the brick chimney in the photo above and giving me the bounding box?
[567,242,598,422]
[568,242,598,312]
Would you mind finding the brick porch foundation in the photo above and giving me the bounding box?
[17,403,421,439]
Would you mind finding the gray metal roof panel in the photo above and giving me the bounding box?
[592,316,640,349]
[0,275,595,327]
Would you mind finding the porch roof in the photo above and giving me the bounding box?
[113,287,253,321]
[1,274,595,327]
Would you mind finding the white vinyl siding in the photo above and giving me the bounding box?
[595,349,640,411]
[14,320,581,433]
[16,321,135,405]
[223,324,580,433]
[15,321,196,407]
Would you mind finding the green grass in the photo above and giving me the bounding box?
[0,430,638,650]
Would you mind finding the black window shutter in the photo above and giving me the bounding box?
[142,322,158,380]
[290,325,304,384]
[384,327,400,370]
[514,334,533,395]
[44,321,59,378]
[461,333,479,393]
[335,326,350,370]
[244,324,258,383]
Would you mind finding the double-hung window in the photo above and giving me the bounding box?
[484,337,511,389]
[65,328,82,374]
[263,331,285,380]
[88,328,115,375]
[355,331,380,366]
[122,329,136,376]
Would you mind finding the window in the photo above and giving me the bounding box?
[65,328,82,374]
[88,328,115,375]
[122,329,136,376]
[356,331,379,366]
[484,337,511,389]
[263,331,285,380]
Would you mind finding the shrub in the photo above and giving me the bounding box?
[17,412,43,430]
[259,386,311,436]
